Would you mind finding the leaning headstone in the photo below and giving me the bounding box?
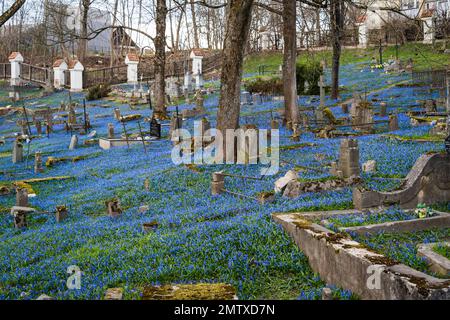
[322,288,333,300]
[55,205,68,222]
[107,123,115,139]
[274,170,298,193]
[16,187,28,207]
[34,151,43,173]
[253,93,262,105]
[36,294,55,300]
[389,114,399,131]
[106,198,122,217]
[69,135,78,150]
[12,138,24,163]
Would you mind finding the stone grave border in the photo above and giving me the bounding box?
[272,210,450,300]
[417,242,450,277]
[318,209,450,237]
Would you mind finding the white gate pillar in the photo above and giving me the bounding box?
[125,53,139,84]
[9,52,24,86]
[422,16,434,44]
[53,59,68,89]
[69,60,84,92]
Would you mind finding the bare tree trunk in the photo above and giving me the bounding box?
[154,0,168,118]
[217,0,254,134]
[0,0,25,28]
[330,0,343,99]
[110,0,119,67]
[283,0,298,127]
[78,0,89,63]
[190,0,199,48]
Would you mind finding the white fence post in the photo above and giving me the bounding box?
[9,52,24,86]
[125,53,139,84]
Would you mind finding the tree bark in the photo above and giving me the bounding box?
[282,0,298,126]
[154,0,168,118]
[330,0,343,100]
[217,0,253,134]
[110,0,119,67]
[0,0,25,28]
[78,0,89,63]
[190,0,199,48]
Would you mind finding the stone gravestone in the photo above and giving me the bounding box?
[114,108,121,121]
[34,151,43,173]
[195,90,206,113]
[107,123,114,139]
[106,199,122,217]
[150,118,161,139]
[17,120,29,136]
[351,101,373,132]
[341,103,349,114]
[16,187,29,207]
[330,139,360,178]
[69,135,78,150]
[211,172,225,195]
[425,99,437,113]
[389,114,399,131]
[55,205,68,222]
[11,207,33,229]
[12,138,24,163]
[241,91,252,105]
[253,93,262,105]
[379,102,387,117]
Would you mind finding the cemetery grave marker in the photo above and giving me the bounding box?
[106,199,122,217]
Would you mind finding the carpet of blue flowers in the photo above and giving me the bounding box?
[0,62,447,300]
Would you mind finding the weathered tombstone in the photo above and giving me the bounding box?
[425,99,437,113]
[351,101,373,132]
[330,139,360,178]
[104,288,124,300]
[16,187,28,207]
[107,123,115,139]
[142,221,159,233]
[169,113,183,139]
[211,172,225,195]
[271,119,279,130]
[241,91,252,105]
[362,160,377,173]
[389,114,399,131]
[34,151,43,173]
[195,90,206,113]
[55,205,68,222]
[150,118,161,139]
[69,135,78,150]
[114,108,121,120]
[106,198,122,217]
[12,207,29,229]
[12,138,23,163]
[379,102,387,117]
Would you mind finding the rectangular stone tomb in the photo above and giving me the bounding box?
[99,138,150,150]
[272,210,450,300]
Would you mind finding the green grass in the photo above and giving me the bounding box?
[433,244,450,260]
[243,42,450,74]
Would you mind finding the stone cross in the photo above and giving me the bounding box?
[12,138,23,163]
[34,151,43,173]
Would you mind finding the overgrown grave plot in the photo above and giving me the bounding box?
[273,208,450,300]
